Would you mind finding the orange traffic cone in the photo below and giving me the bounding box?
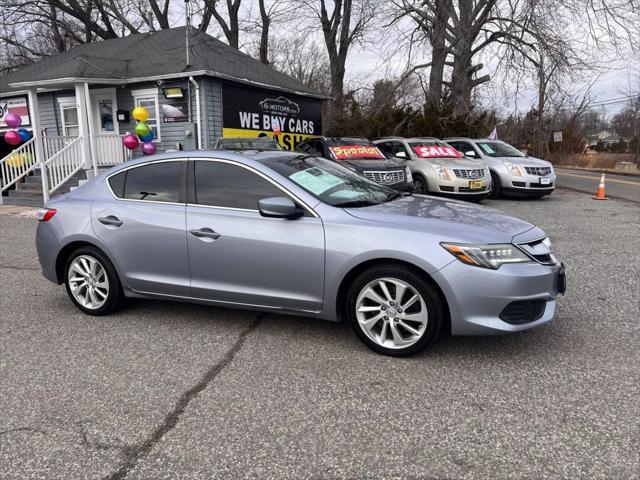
[593,173,608,200]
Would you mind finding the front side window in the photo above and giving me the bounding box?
[194,161,282,210]
[121,161,183,202]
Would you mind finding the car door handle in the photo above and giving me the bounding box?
[98,215,123,227]
[189,228,221,240]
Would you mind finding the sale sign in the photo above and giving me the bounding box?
[329,145,386,160]
[412,145,463,158]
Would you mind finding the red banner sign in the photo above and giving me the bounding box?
[330,145,386,160]
[412,145,463,158]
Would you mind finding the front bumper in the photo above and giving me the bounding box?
[434,176,492,196]
[500,172,557,195]
[433,259,564,335]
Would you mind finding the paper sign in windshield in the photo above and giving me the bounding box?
[290,168,345,195]
[479,143,495,154]
[329,145,385,160]
[412,145,463,158]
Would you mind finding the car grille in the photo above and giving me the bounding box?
[516,237,556,265]
[453,168,485,179]
[499,299,546,324]
[525,166,551,176]
[363,170,405,185]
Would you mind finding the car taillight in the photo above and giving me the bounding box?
[37,208,57,221]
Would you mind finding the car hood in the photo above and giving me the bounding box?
[493,155,551,167]
[341,158,405,170]
[345,194,538,243]
[427,157,487,169]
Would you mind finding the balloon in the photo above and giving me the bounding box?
[4,130,21,145]
[6,153,25,168]
[135,122,151,138]
[3,112,22,128]
[132,106,149,122]
[140,130,154,142]
[123,134,139,150]
[17,128,32,142]
[141,141,156,156]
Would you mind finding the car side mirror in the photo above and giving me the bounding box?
[258,197,304,219]
[394,151,407,159]
[464,150,477,157]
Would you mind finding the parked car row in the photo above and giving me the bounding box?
[216,135,557,202]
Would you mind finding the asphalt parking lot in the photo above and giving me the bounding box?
[1,189,639,480]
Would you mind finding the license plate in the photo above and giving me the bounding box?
[540,177,551,185]
[469,181,484,189]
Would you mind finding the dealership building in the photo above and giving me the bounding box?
[0,27,324,204]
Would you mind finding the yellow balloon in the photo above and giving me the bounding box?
[6,153,24,168]
[132,106,149,122]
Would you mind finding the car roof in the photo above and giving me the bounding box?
[218,137,276,142]
[375,137,442,142]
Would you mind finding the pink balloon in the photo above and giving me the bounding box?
[123,134,139,150]
[4,130,22,145]
[141,141,156,155]
[3,112,22,128]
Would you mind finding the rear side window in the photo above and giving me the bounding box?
[122,161,183,202]
[108,171,126,197]
[377,142,395,156]
[194,161,282,210]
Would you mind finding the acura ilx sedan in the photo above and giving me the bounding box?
[36,151,565,356]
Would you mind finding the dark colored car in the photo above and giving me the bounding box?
[213,137,282,151]
[296,137,413,192]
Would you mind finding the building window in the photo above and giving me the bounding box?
[132,88,161,142]
[58,97,80,137]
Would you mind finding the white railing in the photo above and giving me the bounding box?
[0,138,38,196]
[94,134,131,166]
[43,135,77,159]
[44,136,84,194]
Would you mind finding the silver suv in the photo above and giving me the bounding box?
[374,137,491,201]
[446,138,556,198]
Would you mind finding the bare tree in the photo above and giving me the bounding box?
[200,0,242,48]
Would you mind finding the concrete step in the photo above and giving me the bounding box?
[0,196,43,207]
[15,182,43,192]
[7,189,45,199]
[25,175,43,184]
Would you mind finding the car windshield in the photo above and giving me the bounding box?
[218,139,282,151]
[475,141,524,157]
[261,155,400,207]
[408,141,462,159]
[327,139,387,161]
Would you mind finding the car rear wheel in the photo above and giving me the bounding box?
[489,172,501,199]
[346,265,443,356]
[64,247,123,316]
[413,174,428,194]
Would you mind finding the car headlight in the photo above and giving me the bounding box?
[433,165,451,180]
[502,161,524,177]
[405,166,413,183]
[441,242,531,269]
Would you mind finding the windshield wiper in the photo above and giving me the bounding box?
[384,192,403,202]
[333,200,379,208]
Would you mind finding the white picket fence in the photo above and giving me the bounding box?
[0,138,38,200]
[94,134,131,166]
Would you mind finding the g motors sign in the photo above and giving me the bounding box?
[222,82,322,150]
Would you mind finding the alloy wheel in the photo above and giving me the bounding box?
[68,255,110,310]
[355,277,428,349]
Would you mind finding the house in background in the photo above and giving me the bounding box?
[0,27,324,205]
[585,129,623,149]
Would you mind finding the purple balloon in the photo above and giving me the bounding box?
[4,130,22,145]
[3,112,22,128]
[123,134,139,150]
[141,141,156,156]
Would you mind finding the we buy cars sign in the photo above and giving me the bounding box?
[412,145,463,158]
[330,145,386,160]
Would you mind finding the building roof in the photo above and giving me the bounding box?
[0,27,323,98]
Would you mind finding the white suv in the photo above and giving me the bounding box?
[374,137,491,201]
[446,138,556,198]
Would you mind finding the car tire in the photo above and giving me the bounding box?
[489,172,501,199]
[64,246,123,316]
[413,174,428,194]
[346,264,444,356]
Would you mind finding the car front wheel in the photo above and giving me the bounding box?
[489,172,501,198]
[346,265,443,356]
[413,174,428,194]
[64,247,123,315]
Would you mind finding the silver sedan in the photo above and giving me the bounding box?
[36,151,566,356]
